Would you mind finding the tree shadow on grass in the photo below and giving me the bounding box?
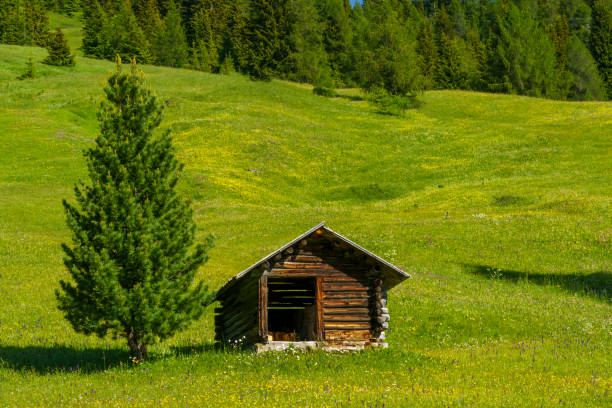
[0,345,129,374]
[0,342,223,374]
[463,264,612,304]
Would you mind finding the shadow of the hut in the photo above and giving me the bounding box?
[462,264,611,303]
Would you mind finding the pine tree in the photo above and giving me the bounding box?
[106,0,150,63]
[81,0,109,58]
[567,35,605,100]
[590,0,612,98]
[0,0,26,45]
[153,0,188,67]
[243,0,292,80]
[434,7,469,89]
[44,27,75,66]
[57,59,213,361]
[136,0,162,41]
[18,56,36,80]
[317,0,353,86]
[359,0,422,109]
[25,0,49,46]
[287,0,332,85]
[416,21,437,89]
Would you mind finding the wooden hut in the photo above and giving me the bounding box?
[214,222,409,351]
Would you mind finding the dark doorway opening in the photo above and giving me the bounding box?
[267,277,317,341]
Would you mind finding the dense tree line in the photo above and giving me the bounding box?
[2,0,611,100]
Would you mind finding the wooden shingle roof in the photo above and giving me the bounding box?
[216,222,409,299]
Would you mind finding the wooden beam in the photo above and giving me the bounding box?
[258,275,268,341]
[316,277,323,341]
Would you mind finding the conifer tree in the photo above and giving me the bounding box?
[416,21,437,89]
[0,0,26,45]
[287,0,332,85]
[57,59,213,361]
[243,0,292,80]
[136,0,162,41]
[318,0,353,85]
[360,0,422,102]
[18,56,36,80]
[44,27,75,66]
[106,0,150,63]
[153,0,188,67]
[25,0,49,46]
[81,0,109,58]
[590,0,612,98]
[567,35,605,100]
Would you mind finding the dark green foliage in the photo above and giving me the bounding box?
[136,0,162,41]
[57,60,213,361]
[313,85,336,97]
[359,0,421,97]
[106,0,150,63]
[287,0,332,86]
[0,0,48,45]
[567,35,606,100]
[434,7,470,89]
[17,56,36,80]
[153,0,188,67]
[243,0,292,80]
[590,0,612,98]
[317,0,353,86]
[0,0,25,45]
[81,0,109,58]
[486,2,562,98]
[43,27,75,66]
[25,0,49,46]
[416,21,437,89]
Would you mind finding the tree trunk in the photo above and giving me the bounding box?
[127,329,148,361]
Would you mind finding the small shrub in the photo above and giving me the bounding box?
[368,89,420,115]
[313,86,336,97]
[18,57,36,80]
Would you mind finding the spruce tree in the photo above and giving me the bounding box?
[136,0,162,41]
[153,0,188,67]
[25,0,49,46]
[567,35,605,100]
[590,0,612,98]
[106,0,150,63]
[416,21,437,89]
[18,56,36,80]
[81,0,109,58]
[287,0,332,85]
[359,0,422,109]
[0,0,26,45]
[57,59,213,361]
[243,0,292,80]
[44,27,75,66]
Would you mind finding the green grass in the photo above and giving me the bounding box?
[1,23,611,407]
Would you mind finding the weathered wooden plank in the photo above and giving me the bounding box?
[322,299,370,307]
[324,322,371,329]
[323,283,369,292]
[323,276,371,284]
[322,291,370,299]
[316,277,323,340]
[323,315,371,322]
[323,307,370,315]
[258,275,268,340]
[325,329,371,341]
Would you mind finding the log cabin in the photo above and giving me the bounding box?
[214,222,409,351]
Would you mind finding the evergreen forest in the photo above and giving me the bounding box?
[1,0,611,101]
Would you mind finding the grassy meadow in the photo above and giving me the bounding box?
[0,17,611,407]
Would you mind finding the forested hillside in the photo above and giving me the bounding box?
[1,0,611,101]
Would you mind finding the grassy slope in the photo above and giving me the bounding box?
[0,21,611,407]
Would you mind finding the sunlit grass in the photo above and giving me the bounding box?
[0,22,611,407]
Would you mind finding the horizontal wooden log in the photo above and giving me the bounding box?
[323,276,371,284]
[323,283,369,292]
[323,291,370,299]
[325,329,371,341]
[322,307,370,315]
[324,321,371,329]
[324,315,371,322]
[323,299,369,307]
